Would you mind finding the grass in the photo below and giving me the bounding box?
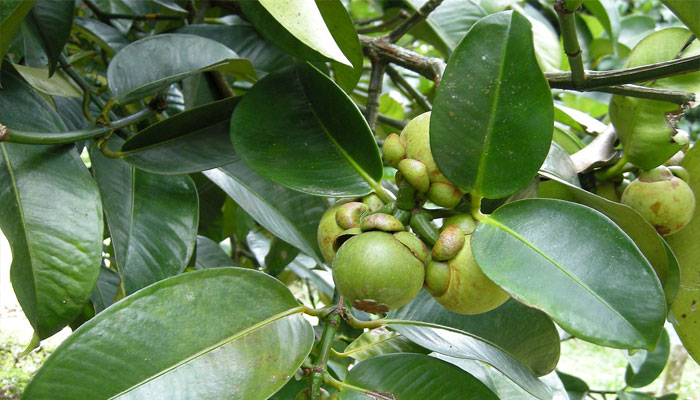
[0,333,52,400]
[557,337,700,400]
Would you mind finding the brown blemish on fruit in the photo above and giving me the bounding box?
[682,314,687,318]
[354,299,390,314]
[650,201,662,215]
[654,225,671,235]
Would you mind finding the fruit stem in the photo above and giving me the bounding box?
[469,194,488,222]
[300,305,336,318]
[395,179,417,210]
[595,154,629,181]
[323,371,394,399]
[409,211,440,247]
[309,298,343,399]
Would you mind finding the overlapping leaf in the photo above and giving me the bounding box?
[23,268,314,399]
[431,11,553,198]
[107,34,256,104]
[0,70,102,340]
[472,199,666,349]
[27,0,74,76]
[91,140,198,295]
[204,159,326,263]
[230,63,382,196]
[120,97,240,174]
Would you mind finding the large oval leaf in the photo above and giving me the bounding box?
[176,21,294,73]
[73,17,129,57]
[0,0,36,72]
[666,143,700,363]
[472,199,666,349]
[23,268,313,399]
[625,328,670,388]
[340,328,428,361]
[316,0,363,93]
[389,291,560,376]
[27,0,74,76]
[194,235,235,269]
[239,0,350,66]
[204,159,326,263]
[430,11,553,198]
[338,354,498,400]
[230,63,382,197]
[0,70,102,340]
[120,97,239,174]
[662,0,700,37]
[107,34,256,104]
[91,141,198,295]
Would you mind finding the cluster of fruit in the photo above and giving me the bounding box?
[317,111,696,316]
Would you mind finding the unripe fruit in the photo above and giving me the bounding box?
[427,182,462,208]
[335,202,368,229]
[333,231,425,313]
[425,228,509,315]
[359,213,404,232]
[400,111,448,184]
[362,193,384,212]
[443,214,477,234]
[621,166,695,235]
[431,225,465,261]
[317,201,351,264]
[382,133,406,168]
[397,159,430,192]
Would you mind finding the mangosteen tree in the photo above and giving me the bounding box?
[0,0,699,399]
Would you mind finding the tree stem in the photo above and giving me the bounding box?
[387,0,444,43]
[595,84,694,104]
[357,10,411,34]
[365,60,387,132]
[555,0,586,88]
[309,300,343,399]
[357,105,407,130]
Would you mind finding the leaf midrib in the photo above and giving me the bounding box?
[483,215,640,335]
[110,307,304,399]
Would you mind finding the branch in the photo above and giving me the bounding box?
[309,299,343,400]
[365,59,388,132]
[387,0,444,43]
[554,0,586,88]
[356,105,407,130]
[359,35,699,101]
[359,34,445,84]
[84,0,184,21]
[596,84,694,104]
[386,65,432,111]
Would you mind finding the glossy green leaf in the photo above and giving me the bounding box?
[194,235,235,269]
[265,237,300,276]
[90,266,120,314]
[554,103,608,137]
[611,28,697,170]
[120,97,239,174]
[107,34,256,104]
[338,354,498,400]
[176,21,294,73]
[23,268,313,399]
[625,328,670,388]
[230,63,382,197]
[661,239,680,311]
[583,0,620,52]
[0,69,102,340]
[287,254,335,298]
[316,0,363,93]
[73,17,129,57]
[241,0,350,66]
[91,141,199,295]
[390,291,560,376]
[557,371,589,400]
[204,159,326,263]
[26,0,73,76]
[618,15,656,50]
[472,199,666,349]
[666,144,700,364]
[617,392,655,400]
[430,11,553,198]
[0,0,36,72]
[538,170,672,305]
[553,124,585,154]
[11,64,80,97]
[662,0,700,38]
[341,328,428,361]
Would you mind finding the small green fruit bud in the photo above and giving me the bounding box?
[428,182,463,208]
[362,193,384,212]
[333,227,362,253]
[443,214,477,235]
[397,158,430,192]
[335,202,368,229]
[621,166,695,235]
[431,225,466,261]
[317,201,351,264]
[360,213,404,232]
[424,260,450,297]
[382,133,406,168]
